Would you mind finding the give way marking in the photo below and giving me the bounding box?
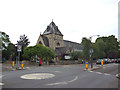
[46,76,78,86]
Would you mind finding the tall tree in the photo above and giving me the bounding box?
[0,32,16,60]
[17,34,30,48]
[17,34,30,60]
[94,39,106,59]
[81,37,91,60]
[7,43,16,60]
[94,35,119,59]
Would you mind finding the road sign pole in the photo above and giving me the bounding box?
[17,45,22,69]
[18,52,20,68]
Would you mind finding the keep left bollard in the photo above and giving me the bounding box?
[21,61,24,69]
[101,60,103,66]
[85,61,88,69]
[12,61,14,68]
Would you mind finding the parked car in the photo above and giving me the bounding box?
[115,59,120,63]
[96,59,101,64]
[103,59,109,64]
[107,59,112,63]
[111,59,115,63]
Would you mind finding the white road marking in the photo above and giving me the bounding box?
[54,71,61,73]
[20,73,55,80]
[25,67,30,69]
[104,73,111,76]
[46,76,78,86]
[47,81,68,85]
[96,72,102,74]
[89,71,112,76]
[0,75,5,78]
[0,83,4,86]
[68,76,78,83]
[89,71,93,72]
[103,67,106,69]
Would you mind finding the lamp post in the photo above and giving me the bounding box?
[89,35,99,68]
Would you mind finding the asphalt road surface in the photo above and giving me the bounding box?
[1,63,119,88]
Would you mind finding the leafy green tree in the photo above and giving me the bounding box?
[95,35,119,59]
[81,37,91,60]
[0,31,10,50]
[92,43,99,60]
[7,43,16,60]
[70,51,83,60]
[93,39,106,59]
[0,32,16,60]
[23,45,55,61]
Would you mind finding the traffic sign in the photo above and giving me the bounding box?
[17,45,22,52]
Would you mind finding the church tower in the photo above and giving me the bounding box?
[37,21,64,51]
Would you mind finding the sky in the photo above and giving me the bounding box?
[0,0,119,46]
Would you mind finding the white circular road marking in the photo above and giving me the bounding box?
[0,83,4,86]
[20,73,55,80]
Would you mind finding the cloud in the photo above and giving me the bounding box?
[0,0,118,46]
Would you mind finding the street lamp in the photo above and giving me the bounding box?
[89,35,100,68]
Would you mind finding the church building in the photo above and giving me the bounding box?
[37,21,82,60]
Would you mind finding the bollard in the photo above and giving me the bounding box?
[101,60,103,66]
[85,61,88,69]
[21,61,24,69]
[12,61,14,68]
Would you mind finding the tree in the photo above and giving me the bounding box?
[70,51,83,60]
[92,35,119,59]
[93,39,106,59]
[17,34,30,48]
[22,44,55,61]
[95,35,119,59]
[0,31,10,50]
[17,34,30,60]
[7,43,16,60]
[1,32,16,60]
[81,37,91,60]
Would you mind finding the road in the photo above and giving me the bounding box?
[1,63,119,88]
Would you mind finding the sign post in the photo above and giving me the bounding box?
[17,45,22,69]
[90,49,94,68]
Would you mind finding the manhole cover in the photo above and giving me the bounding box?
[20,73,55,80]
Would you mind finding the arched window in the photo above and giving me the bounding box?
[57,42,60,46]
[39,41,42,45]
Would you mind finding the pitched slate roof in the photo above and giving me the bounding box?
[43,21,63,36]
[41,35,49,47]
[63,40,82,51]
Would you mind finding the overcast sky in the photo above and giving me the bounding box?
[0,0,119,46]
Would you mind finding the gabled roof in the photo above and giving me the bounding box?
[43,21,63,36]
[64,40,82,51]
[41,35,49,47]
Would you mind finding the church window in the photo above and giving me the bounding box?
[57,42,60,46]
[39,41,42,45]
